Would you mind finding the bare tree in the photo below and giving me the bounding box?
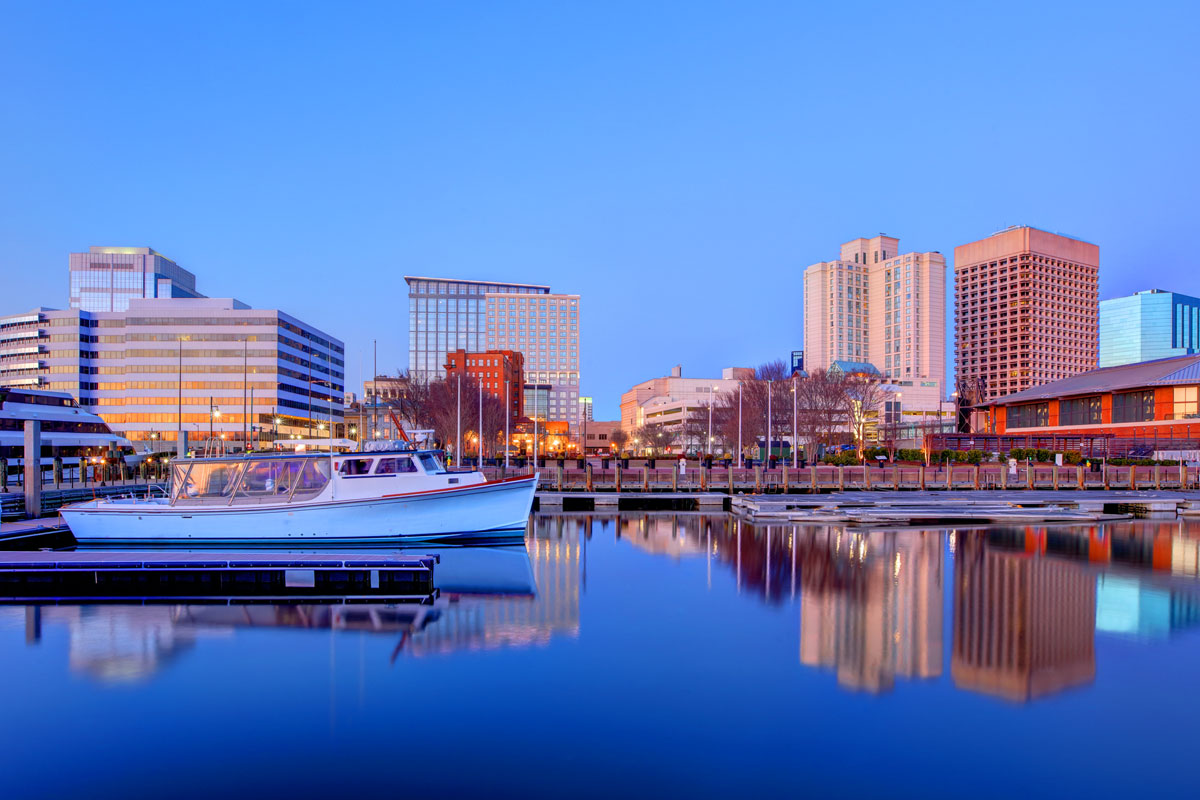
[632,424,674,457]
[795,369,848,459]
[842,374,891,459]
[609,428,629,454]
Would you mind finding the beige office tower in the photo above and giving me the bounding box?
[802,235,946,410]
[954,226,1099,403]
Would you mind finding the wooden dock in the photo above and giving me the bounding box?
[536,491,729,511]
[0,551,438,601]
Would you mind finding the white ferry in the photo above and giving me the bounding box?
[59,448,537,544]
[0,388,139,480]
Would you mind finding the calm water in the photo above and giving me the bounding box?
[3,513,1200,799]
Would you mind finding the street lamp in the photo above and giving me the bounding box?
[707,385,717,457]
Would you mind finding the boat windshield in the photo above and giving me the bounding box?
[172,457,331,505]
[419,453,443,473]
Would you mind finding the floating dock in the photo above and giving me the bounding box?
[0,551,437,601]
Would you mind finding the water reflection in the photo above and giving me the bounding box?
[8,513,1200,705]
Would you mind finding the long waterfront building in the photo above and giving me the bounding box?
[0,298,344,446]
[802,235,947,411]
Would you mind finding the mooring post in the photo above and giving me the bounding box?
[893,465,900,491]
[585,463,594,492]
[754,466,762,494]
[783,465,789,493]
[701,465,709,492]
[1026,464,1033,490]
[0,457,7,493]
[672,464,678,492]
[1077,466,1084,490]
[864,464,871,490]
[919,464,926,491]
[1001,464,1007,490]
[838,466,845,491]
[1103,464,1110,490]
[1052,465,1059,490]
[1131,466,1138,491]
[946,463,952,490]
[642,467,649,492]
[1155,465,1161,490]
[615,462,622,493]
[53,456,62,489]
[556,465,564,492]
[811,465,817,492]
[23,420,41,520]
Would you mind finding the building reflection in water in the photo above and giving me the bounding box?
[796,528,943,693]
[952,530,1096,702]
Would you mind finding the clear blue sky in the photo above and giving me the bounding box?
[2,0,1198,419]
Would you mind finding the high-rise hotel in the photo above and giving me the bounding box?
[802,235,947,409]
[954,226,1098,403]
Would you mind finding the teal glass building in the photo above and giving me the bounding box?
[1099,289,1200,367]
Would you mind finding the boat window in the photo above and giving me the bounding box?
[419,453,443,473]
[178,461,244,500]
[338,458,373,476]
[376,457,418,475]
[236,460,296,498]
[291,459,331,500]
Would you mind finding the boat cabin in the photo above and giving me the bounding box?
[168,450,475,506]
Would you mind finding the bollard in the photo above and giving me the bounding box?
[946,464,952,490]
[0,457,7,493]
[783,465,789,493]
[1027,465,1033,490]
[1052,465,1059,490]
[1077,465,1084,490]
[919,464,926,491]
[615,462,623,493]
[838,466,845,491]
[893,465,900,491]
[556,465,563,492]
[700,465,709,492]
[642,467,649,492]
[1001,465,1007,490]
[53,456,62,489]
[811,465,817,492]
[1154,465,1161,490]
[1103,464,1110,491]
[754,466,762,494]
[586,463,594,492]
[974,465,980,490]
[864,464,871,490]
[1131,466,1137,491]
[672,464,678,492]
[1181,462,1187,490]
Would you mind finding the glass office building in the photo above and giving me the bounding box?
[1099,289,1200,367]
[405,276,550,384]
[69,247,204,313]
[486,292,580,422]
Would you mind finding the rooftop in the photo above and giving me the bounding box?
[988,354,1200,406]
[404,275,551,290]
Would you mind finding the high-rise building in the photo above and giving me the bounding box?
[443,349,525,427]
[1099,289,1200,367]
[802,235,946,410]
[0,298,344,446]
[485,292,581,423]
[69,247,204,313]
[954,226,1099,403]
[405,276,550,384]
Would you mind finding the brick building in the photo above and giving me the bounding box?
[443,349,525,427]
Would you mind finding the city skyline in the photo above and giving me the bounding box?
[3,3,1199,419]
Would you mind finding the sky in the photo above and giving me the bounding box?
[2,0,1198,419]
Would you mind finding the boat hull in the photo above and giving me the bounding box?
[60,476,537,545]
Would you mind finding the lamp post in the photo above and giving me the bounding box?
[791,375,798,468]
[766,379,773,467]
[737,382,743,465]
[456,374,462,468]
[707,385,716,457]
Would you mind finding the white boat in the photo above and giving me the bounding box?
[0,388,141,480]
[59,449,537,545]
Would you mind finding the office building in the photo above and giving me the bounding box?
[485,291,581,423]
[69,247,204,313]
[443,349,525,426]
[620,366,749,450]
[405,276,550,384]
[1099,289,1200,368]
[955,226,1099,403]
[0,298,344,447]
[579,395,593,422]
[802,235,947,411]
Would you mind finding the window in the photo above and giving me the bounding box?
[1173,386,1199,419]
[1059,396,1101,426]
[1113,390,1155,423]
[375,457,418,474]
[419,453,443,473]
[339,458,374,476]
[1008,402,1049,429]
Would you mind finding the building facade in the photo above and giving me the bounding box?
[802,235,947,411]
[619,366,749,450]
[0,298,344,447]
[405,276,550,384]
[955,226,1099,404]
[69,247,203,313]
[443,349,525,427]
[485,291,581,423]
[1099,289,1200,368]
